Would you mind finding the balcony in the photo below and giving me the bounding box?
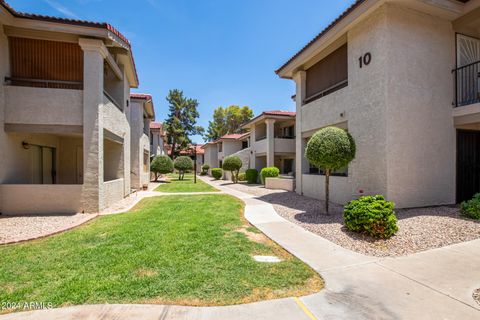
[274,138,295,154]
[4,81,83,126]
[453,60,480,107]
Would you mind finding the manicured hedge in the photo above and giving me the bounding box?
[260,167,280,184]
[150,155,174,181]
[211,168,223,180]
[245,169,258,184]
[238,172,246,182]
[343,195,398,238]
[222,156,243,183]
[174,156,193,180]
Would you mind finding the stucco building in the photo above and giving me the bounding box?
[130,94,155,190]
[277,0,480,208]
[150,122,166,157]
[0,1,150,214]
[241,111,296,174]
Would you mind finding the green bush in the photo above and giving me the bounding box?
[260,167,280,184]
[173,156,193,180]
[238,172,246,182]
[343,195,398,239]
[150,155,173,181]
[222,156,243,183]
[211,168,223,180]
[460,193,480,220]
[201,164,210,172]
[245,169,258,184]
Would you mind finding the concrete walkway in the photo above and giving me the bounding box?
[2,177,479,319]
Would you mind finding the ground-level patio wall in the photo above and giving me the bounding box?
[0,184,82,214]
[103,178,125,209]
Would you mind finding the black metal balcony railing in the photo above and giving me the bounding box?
[4,77,83,90]
[453,60,480,107]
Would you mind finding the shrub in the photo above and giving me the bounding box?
[222,156,243,183]
[343,195,398,239]
[201,164,210,172]
[238,172,246,182]
[460,193,480,220]
[173,156,193,180]
[245,169,258,184]
[260,167,280,184]
[150,155,173,181]
[211,168,223,180]
[305,127,356,213]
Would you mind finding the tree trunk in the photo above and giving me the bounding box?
[178,170,182,180]
[325,169,330,214]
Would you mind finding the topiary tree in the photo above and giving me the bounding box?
[174,156,193,180]
[245,168,258,184]
[222,155,243,183]
[305,127,356,213]
[211,168,223,180]
[150,155,174,181]
[260,167,280,184]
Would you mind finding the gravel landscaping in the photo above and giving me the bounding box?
[0,214,96,244]
[208,179,480,257]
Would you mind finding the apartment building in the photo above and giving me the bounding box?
[241,111,296,174]
[130,94,155,190]
[0,1,146,214]
[150,122,166,157]
[277,0,480,208]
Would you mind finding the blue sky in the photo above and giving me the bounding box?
[9,0,354,143]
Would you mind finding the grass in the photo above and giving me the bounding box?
[0,195,322,312]
[155,173,219,193]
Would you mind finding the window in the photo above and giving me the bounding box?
[304,43,348,104]
[242,140,248,149]
[281,126,295,139]
[308,163,348,177]
[218,142,223,152]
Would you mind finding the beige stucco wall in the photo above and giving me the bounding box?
[0,22,9,211]
[203,144,218,173]
[265,177,294,191]
[297,5,389,205]
[383,4,455,207]
[103,178,125,209]
[4,86,83,126]
[274,138,295,154]
[0,184,82,214]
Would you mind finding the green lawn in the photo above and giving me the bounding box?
[155,173,218,193]
[0,195,321,311]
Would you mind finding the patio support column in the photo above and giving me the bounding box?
[266,118,275,167]
[294,70,306,195]
[79,38,107,212]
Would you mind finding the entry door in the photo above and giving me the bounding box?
[284,159,293,174]
[31,146,55,184]
[457,130,480,202]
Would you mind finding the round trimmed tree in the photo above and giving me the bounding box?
[150,155,174,181]
[174,156,193,180]
[222,155,243,183]
[305,127,356,213]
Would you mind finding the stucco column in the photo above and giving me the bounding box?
[294,70,306,195]
[265,118,275,167]
[122,68,131,196]
[79,38,107,212]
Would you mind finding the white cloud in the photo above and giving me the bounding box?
[44,0,80,19]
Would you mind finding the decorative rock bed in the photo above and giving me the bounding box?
[209,180,480,257]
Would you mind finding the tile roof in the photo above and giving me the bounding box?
[219,133,245,140]
[131,93,152,100]
[0,0,138,83]
[275,0,366,75]
[262,110,296,117]
[150,122,163,129]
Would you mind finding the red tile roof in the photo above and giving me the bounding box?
[178,145,205,155]
[262,110,296,117]
[275,0,366,75]
[0,0,138,83]
[131,93,152,100]
[150,122,163,129]
[219,133,245,140]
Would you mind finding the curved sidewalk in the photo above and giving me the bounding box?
[2,177,479,319]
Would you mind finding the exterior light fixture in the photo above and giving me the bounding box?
[22,141,30,149]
